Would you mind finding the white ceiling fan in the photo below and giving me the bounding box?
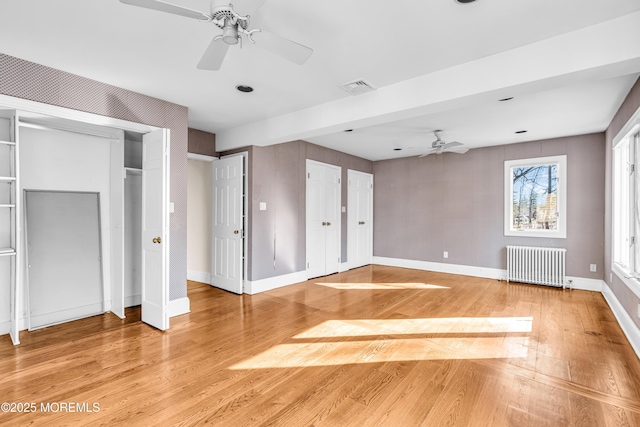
[120,0,313,70]
[406,130,469,157]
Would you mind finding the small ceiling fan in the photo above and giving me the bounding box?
[120,0,313,70]
[406,130,469,157]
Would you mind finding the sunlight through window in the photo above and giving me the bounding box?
[229,317,533,370]
[316,282,449,290]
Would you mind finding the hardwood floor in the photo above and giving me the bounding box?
[1,265,640,426]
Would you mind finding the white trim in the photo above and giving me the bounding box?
[187,152,217,162]
[29,303,104,331]
[504,155,567,239]
[168,297,190,317]
[125,294,141,308]
[0,95,159,134]
[612,104,640,148]
[373,256,506,280]
[338,262,350,273]
[244,270,308,295]
[602,283,640,359]
[565,276,604,292]
[612,265,640,300]
[187,270,211,284]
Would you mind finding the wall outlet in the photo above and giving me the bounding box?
[590,264,597,272]
[443,251,448,259]
[259,202,267,211]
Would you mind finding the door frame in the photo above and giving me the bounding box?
[347,169,374,270]
[0,94,169,341]
[187,151,248,293]
[306,159,342,279]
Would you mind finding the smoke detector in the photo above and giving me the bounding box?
[339,78,377,96]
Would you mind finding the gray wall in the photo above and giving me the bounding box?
[240,140,373,281]
[0,53,189,301]
[373,133,605,279]
[605,76,640,329]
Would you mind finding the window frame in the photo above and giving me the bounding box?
[503,155,567,238]
[612,104,640,298]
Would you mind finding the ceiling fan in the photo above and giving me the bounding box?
[120,0,313,70]
[406,130,469,157]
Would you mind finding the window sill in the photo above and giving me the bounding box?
[612,264,640,300]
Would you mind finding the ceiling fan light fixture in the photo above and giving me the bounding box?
[222,20,239,45]
[515,130,528,134]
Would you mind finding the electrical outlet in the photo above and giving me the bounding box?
[590,264,597,272]
[443,251,448,259]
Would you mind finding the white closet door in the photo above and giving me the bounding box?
[306,160,341,279]
[348,170,373,269]
[141,129,169,330]
[211,155,243,294]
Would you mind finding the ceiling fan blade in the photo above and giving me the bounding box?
[120,0,210,20]
[447,146,469,154]
[418,149,437,158]
[443,141,463,149]
[251,30,313,65]
[197,37,230,71]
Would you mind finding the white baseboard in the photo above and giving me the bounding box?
[187,270,210,284]
[125,294,141,308]
[373,256,505,280]
[565,276,604,292]
[30,303,104,330]
[244,270,308,295]
[602,283,640,359]
[168,297,191,317]
[339,262,349,273]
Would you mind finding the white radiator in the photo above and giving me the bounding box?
[506,246,567,288]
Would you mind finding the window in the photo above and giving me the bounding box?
[613,126,640,280]
[504,155,567,238]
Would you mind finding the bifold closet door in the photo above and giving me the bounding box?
[25,191,103,329]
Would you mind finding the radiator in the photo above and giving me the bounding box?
[506,246,567,288]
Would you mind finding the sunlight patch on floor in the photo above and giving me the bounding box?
[316,282,450,290]
[230,317,533,369]
[293,317,533,338]
[229,336,530,369]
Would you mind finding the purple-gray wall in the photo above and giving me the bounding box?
[239,140,373,281]
[605,77,640,330]
[373,133,606,280]
[0,54,189,301]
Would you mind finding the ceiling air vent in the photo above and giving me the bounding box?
[339,78,377,96]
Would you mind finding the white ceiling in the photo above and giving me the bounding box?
[1,0,639,161]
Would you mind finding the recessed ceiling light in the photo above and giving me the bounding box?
[499,97,514,102]
[515,130,528,134]
[393,148,402,151]
[344,129,354,132]
[236,85,253,93]
[455,0,477,3]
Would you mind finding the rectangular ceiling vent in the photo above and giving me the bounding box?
[339,78,377,96]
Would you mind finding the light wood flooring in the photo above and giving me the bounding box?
[1,265,640,426]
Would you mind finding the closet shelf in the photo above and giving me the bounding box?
[0,176,16,182]
[125,167,142,175]
[0,204,16,208]
[0,247,16,257]
[0,140,15,146]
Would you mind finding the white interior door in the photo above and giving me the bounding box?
[211,155,243,294]
[348,170,373,269]
[306,160,341,279]
[141,128,169,330]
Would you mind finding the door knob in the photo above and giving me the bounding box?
[326,222,331,226]
[153,237,162,244]
[322,222,327,226]
[234,230,239,234]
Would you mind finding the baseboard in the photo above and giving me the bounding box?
[125,294,141,308]
[602,283,640,359]
[565,276,604,292]
[187,270,210,284]
[373,256,505,280]
[244,270,308,295]
[30,303,104,330]
[168,297,190,317]
[339,262,349,273]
